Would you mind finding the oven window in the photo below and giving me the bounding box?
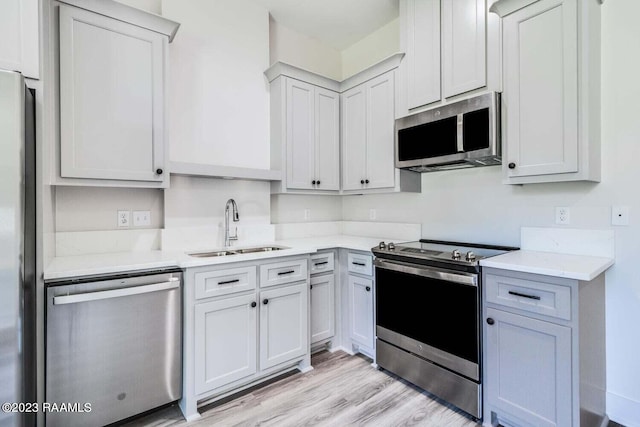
[376,267,478,364]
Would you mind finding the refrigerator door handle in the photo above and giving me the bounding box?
[52,278,180,305]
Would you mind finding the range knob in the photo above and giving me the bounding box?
[465,251,476,261]
[388,242,396,251]
[452,249,461,260]
[378,241,387,250]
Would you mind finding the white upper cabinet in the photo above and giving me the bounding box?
[494,0,601,184]
[342,71,396,191]
[399,0,497,115]
[271,75,340,193]
[442,0,487,98]
[404,0,441,109]
[0,0,39,79]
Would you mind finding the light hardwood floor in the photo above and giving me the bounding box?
[123,350,480,427]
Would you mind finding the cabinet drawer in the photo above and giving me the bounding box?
[195,266,257,300]
[259,259,308,288]
[310,252,335,275]
[485,273,572,321]
[347,253,373,276]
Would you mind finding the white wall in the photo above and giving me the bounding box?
[271,194,342,224]
[341,1,640,423]
[162,0,271,169]
[341,18,400,79]
[269,17,342,81]
[113,0,161,14]
[55,187,163,231]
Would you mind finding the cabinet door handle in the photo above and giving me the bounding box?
[508,162,516,169]
[310,285,313,289]
[277,270,295,276]
[360,179,365,184]
[263,299,269,305]
[508,290,541,300]
[314,261,328,266]
[365,286,371,292]
[317,180,321,185]
[486,318,494,325]
[218,279,240,285]
[352,262,366,266]
[312,180,317,185]
[250,301,257,308]
[156,168,163,175]
[365,179,369,184]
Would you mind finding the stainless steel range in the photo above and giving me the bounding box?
[372,239,518,420]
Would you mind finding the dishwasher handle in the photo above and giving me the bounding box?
[53,278,180,305]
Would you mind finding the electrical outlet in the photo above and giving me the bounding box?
[369,209,377,220]
[304,209,311,220]
[133,210,151,226]
[117,210,130,227]
[611,206,629,226]
[555,207,570,225]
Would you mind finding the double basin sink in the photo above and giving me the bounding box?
[188,245,288,258]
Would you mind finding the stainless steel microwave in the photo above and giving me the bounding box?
[395,92,501,172]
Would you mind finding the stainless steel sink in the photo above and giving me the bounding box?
[234,246,286,254]
[187,246,287,258]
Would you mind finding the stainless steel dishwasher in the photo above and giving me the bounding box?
[45,269,182,427]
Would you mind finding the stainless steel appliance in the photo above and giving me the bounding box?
[395,92,501,172]
[0,70,36,427]
[46,269,182,427]
[372,240,517,420]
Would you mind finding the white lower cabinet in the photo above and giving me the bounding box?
[348,275,374,350]
[310,274,335,344]
[485,308,572,427]
[259,283,308,370]
[194,293,257,395]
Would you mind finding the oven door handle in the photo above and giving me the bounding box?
[374,259,478,287]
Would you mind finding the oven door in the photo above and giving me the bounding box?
[375,258,480,381]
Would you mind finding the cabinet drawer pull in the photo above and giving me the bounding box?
[277,270,295,276]
[314,261,328,266]
[218,279,240,285]
[508,290,541,300]
[352,262,366,266]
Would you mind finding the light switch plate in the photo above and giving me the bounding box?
[611,206,629,226]
[133,210,151,226]
[117,210,130,227]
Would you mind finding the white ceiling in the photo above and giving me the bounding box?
[252,0,399,50]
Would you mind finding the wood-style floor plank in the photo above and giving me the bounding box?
[123,351,480,427]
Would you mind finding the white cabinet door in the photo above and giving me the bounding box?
[502,0,578,178]
[310,274,335,344]
[485,308,572,427]
[349,275,374,349]
[442,0,486,97]
[341,85,368,191]
[194,294,258,395]
[286,78,315,190]
[366,72,396,189]
[315,87,340,191]
[59,4,166,183]
[404,0,440,109]
[0,0,39,79]
[259,283,308,370]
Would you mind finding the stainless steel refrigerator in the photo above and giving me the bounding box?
[0,69,37,427]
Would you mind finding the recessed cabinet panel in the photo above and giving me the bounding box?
[485,308,572,427]
[259,283,308,370]
[503,0,578,178]
[310,274,335,344]
[286,79,315,190]
[366,73,396,189]
[341,85,367,191]
[405,0,441,109]
[315,88,340,190]
[59,5,166,183]
[442,0,487,98]
[349,275,374,349]
[195,294,257,394]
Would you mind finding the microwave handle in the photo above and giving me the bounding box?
[456,113,464,153]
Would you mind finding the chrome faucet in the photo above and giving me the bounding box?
[224,199,239,247]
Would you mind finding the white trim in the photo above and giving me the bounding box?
[170,161,281,181]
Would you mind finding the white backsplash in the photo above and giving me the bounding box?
[521,227,615,258]
[161,224,276,252]
[56,229,161,256]
[274,221,421,241]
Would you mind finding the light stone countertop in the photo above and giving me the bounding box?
[479,249,614,281]
[44,235,388,281]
